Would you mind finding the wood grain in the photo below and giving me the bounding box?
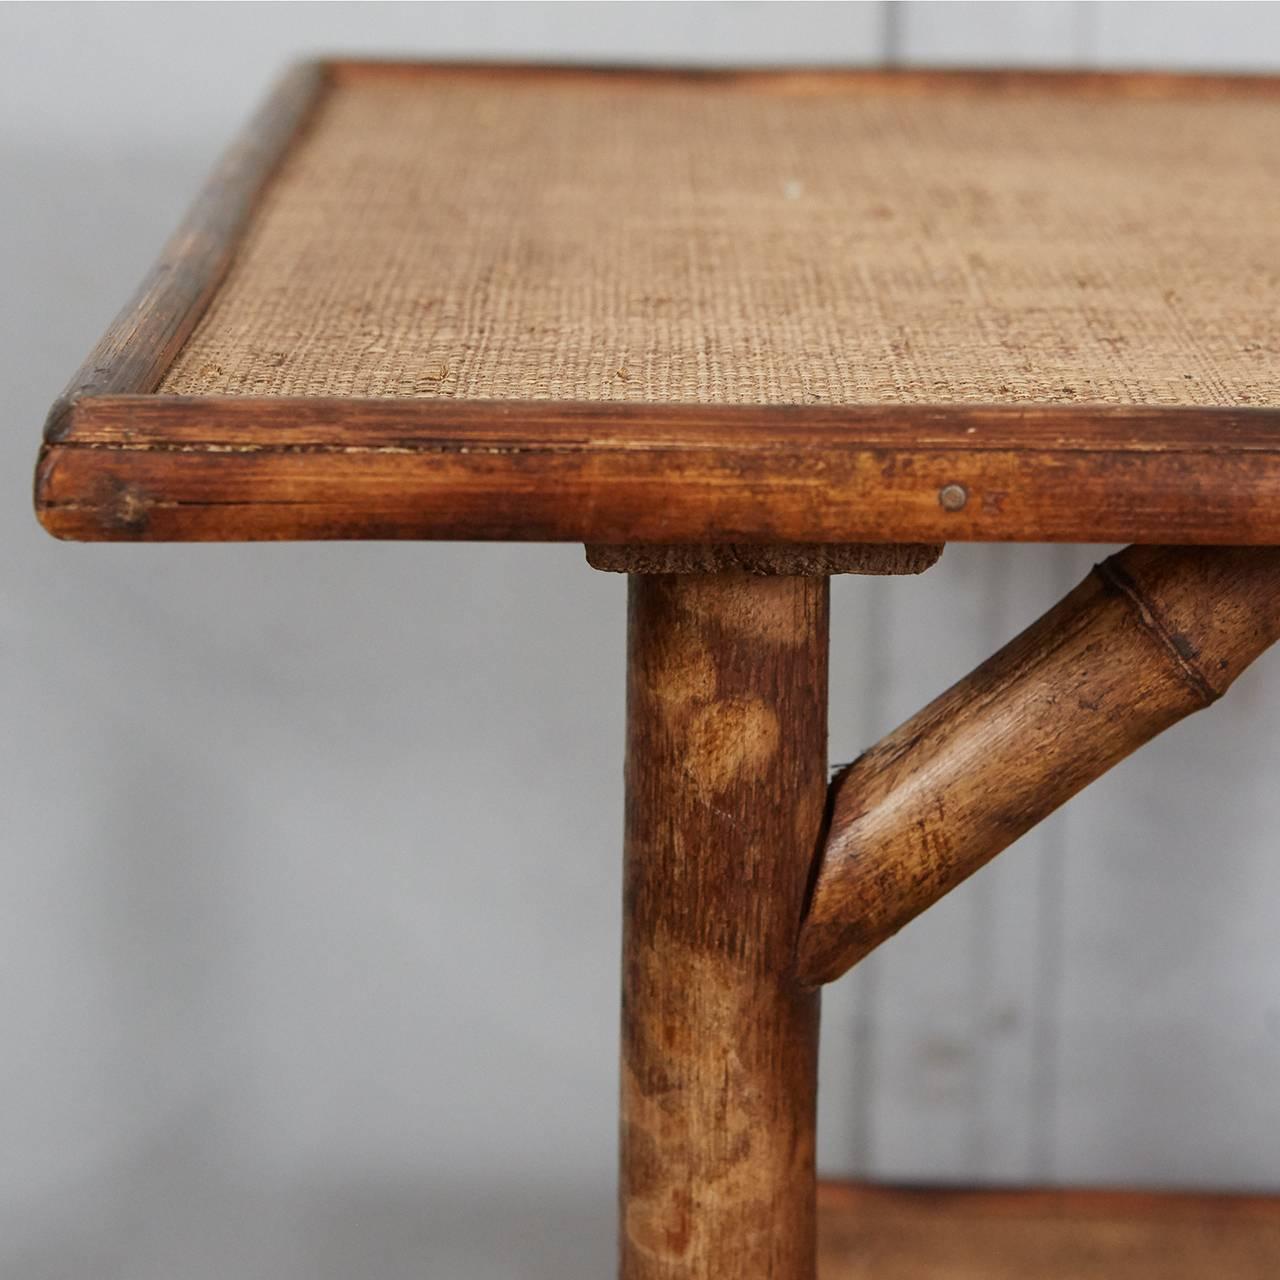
[41,62,329,443]
[621,573,827,1280]
[816,1180,1280,1278]
[35,399,1280,544]
[795,544,1280,986]
[586,543,941,576]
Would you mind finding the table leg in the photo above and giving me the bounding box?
[619,571,827,1280]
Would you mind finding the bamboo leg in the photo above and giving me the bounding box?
[620,572,828,1280]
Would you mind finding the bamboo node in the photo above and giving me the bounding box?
[1094,554,1219,705]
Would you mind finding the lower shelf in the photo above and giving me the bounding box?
[817,1180,1280,1279]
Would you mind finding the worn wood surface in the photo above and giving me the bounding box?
[586,543,941,576]
[36,399,1280,544]
[816,1180,1280,1278]
[42,63,329,443]
[796,544,1280,986]
[622,573,827,1280]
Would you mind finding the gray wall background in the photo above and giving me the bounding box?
[4,3,1280,1277]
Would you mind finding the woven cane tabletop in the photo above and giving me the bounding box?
[36,62,1280,545]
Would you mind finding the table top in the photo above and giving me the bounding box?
[35,61,1280,545]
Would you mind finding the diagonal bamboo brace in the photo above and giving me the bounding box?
[795,545,1280,987]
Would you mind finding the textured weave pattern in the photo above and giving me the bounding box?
[162,72,1280,408]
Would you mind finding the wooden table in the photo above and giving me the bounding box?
[35,62,1280,1279]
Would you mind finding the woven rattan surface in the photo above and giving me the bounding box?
[160,67,1280,410]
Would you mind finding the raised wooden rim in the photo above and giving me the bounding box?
[38,397,1280,543]
[329,58,1280,96]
